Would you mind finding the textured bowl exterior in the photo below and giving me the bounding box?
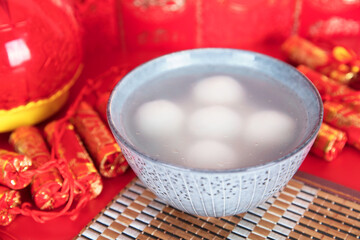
[108,48,322,217]
[117,138,314,217]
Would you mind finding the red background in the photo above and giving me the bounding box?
[1,0,360,239]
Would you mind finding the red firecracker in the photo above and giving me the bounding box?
[45,121,103,199]
[310,123,347,162]
[323,101,360,151]
[71,101,128,178]
[0,149,33,190]
[10,126,69,210]
[282,36,360,86]
[0,185,21,226]
[297,65,355,98]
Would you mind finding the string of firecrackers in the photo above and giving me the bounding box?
[0,74,129,227]
[282,35,360,162]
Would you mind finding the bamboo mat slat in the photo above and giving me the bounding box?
[76,175,360,240]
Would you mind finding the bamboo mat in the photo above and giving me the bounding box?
[76,173,360,240]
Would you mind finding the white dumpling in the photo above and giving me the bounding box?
[135,99,184,139]
[188,106,242,139]
[244,110,295,146]
[185,140,238,170]
[192,75,245,105]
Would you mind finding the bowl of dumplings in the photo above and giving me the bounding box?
[107,48,323,217]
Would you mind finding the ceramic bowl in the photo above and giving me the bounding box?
[107,48,323,217]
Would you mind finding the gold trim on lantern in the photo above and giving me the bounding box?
[0,65,84,133]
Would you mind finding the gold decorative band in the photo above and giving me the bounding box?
[0,64,83,133]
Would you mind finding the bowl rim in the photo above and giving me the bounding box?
[107,48,324,173]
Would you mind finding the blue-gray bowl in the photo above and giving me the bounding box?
[107,48,323,217]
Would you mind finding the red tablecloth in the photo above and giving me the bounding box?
[1,45,359,240]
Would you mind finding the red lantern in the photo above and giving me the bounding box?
[0,0,83,132]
